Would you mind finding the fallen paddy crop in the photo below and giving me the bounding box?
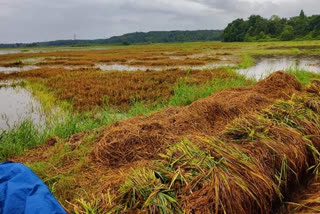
[0,43,235,68]
[0,65,252,161]
[283,179,320,213]
[92,72,301,166]
[10,71,320,213]
[0,66,252,111]
[1,41,320,72]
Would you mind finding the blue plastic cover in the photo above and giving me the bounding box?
[0,161,67,214]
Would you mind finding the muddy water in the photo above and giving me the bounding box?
[237,55,320,79]
[0,84,45,130]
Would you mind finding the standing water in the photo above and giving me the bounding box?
[0,66,39,73]
[97,62,235,72]
[0,83,45,131]
[237,55,320,79]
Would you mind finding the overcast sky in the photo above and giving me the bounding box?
[0,0,318,43]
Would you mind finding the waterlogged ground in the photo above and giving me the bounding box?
[0,83,45,130]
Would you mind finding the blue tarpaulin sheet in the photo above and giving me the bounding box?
[0,161,67,214]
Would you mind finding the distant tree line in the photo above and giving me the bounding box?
[0,30,222,48]
[107,30,222,44]
[223,10,320,42]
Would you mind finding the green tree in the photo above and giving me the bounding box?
[309,15,320,38]
[270,15,281,22]
[268,15,285,37]
[300,10,306,19]
[222,12,319,42]
[280,25,294,41]
[257,31,266,40]
[248,15,268,35]
[244,33,254,42]
[222,19,248,42]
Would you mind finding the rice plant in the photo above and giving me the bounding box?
[117,168,181,214]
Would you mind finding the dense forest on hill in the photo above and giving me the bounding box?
[223,10,320,42]
[0,30,222,48]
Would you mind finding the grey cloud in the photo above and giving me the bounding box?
[0,0,318,43]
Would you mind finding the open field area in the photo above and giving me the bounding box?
[2,41,320,213]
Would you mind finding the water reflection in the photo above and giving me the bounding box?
[0,84,45,130]
[237,55,320,79]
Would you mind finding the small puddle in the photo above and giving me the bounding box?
[0,83,45,131]
[237,55,320,79]
[0,65,39,73]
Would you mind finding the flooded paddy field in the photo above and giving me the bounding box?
[0,41,320,127]
[1,41,320,213]
[0,41,320,128]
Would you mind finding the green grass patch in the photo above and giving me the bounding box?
[21,80,71,112]
[286,67,320,85]
[238,53,255,69]
[168,69,253,106]
[0,119,47,160]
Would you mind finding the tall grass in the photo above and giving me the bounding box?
[0,119,46,160]
[238,53,255,69]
